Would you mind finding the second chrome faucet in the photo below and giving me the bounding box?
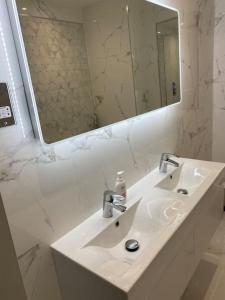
[159,153,179,173]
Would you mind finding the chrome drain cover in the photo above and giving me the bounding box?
[177,188,188,195]
[125,239,139,252]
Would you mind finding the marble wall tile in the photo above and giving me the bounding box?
[198,0,214,162]
[128,0,180,112]
[16,0,84,23]
[212,0,225,162]
[83,0,137,127]
[20,16,96,143]
[1,0,213,299]
[128,0,162,113]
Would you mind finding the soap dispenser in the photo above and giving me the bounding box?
[115,171,127,203]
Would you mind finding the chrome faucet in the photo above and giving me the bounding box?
[103,190,127,218]
[159,153,179,173]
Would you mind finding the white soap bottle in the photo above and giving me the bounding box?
[115,171,127,203]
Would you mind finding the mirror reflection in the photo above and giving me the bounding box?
[16,0,180,143]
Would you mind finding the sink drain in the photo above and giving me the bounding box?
[177,188,188,195]
[125,239,139,252]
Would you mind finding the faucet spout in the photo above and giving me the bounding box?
[111,202,127,213]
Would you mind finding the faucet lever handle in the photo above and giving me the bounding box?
[103,190,125,205]
[112,194,125,203]
[161,152,178,160]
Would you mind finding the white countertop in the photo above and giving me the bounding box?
[51,158,225,292]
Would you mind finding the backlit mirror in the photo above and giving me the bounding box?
[13,0,180,143]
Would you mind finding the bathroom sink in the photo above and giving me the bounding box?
[52,190,189,288]
[84,195,186,266]
[51,158,225,300]
[156,161,210,196]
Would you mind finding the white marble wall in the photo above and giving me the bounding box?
[128,0,178,113]
[129,0,162,113]
[0,0,212,299]
[83,0,137,127]
[198,0,214,161]
[212,0,225,162]
[16,0,84,23]
[163,29,180,104]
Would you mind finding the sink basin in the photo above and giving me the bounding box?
[84,195,186,268]
[156,162,210,196]
[51,158,225,300]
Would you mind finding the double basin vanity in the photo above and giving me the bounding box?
[51,157,225,300]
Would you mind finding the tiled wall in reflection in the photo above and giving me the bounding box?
[20,16,96,143]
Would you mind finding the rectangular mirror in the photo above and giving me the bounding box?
[13,0,181,143]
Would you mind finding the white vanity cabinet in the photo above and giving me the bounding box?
[148,231,195,300]
[194,184,224,266]
[130,181,224,300]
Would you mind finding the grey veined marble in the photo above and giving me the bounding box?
[20,16,96,143]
